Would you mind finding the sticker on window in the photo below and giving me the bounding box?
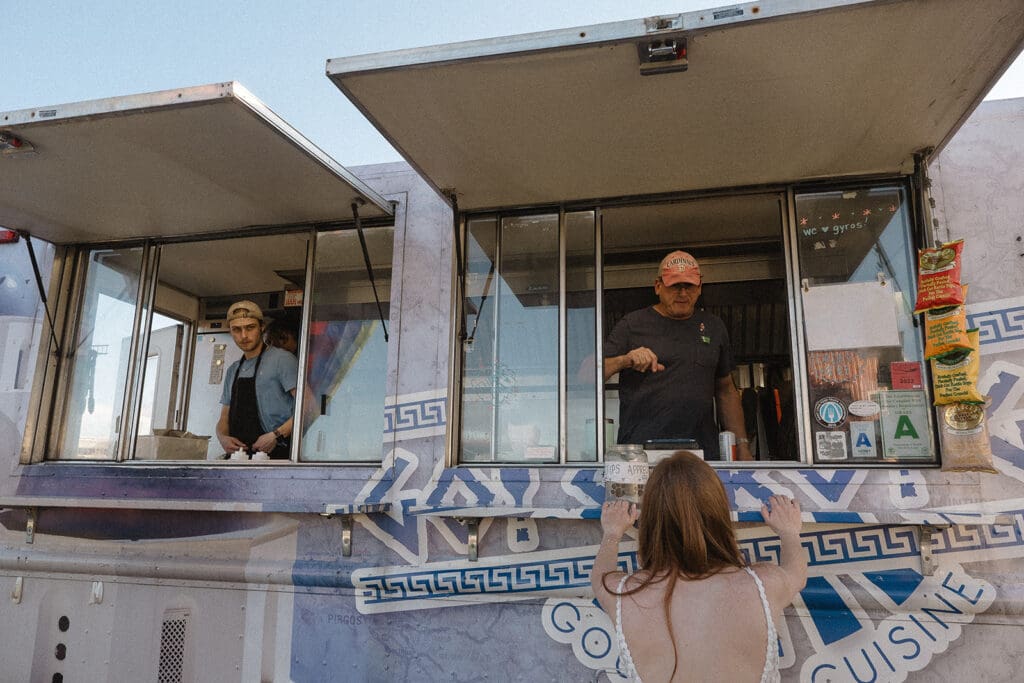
[815,431,848,461]
[849,421,878,458]
[814,397,847,428]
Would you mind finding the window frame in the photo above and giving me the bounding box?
[450,177,937,469]
[24,221,397,466]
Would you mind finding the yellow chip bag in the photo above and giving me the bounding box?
[930,328,984,405]
[924,285,971,359]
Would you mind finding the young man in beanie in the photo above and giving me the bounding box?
[603,251,753,461]
[215,300,298,459]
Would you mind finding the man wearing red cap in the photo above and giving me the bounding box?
[604,251,753,461]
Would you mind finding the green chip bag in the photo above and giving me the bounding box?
[930,328,984,405]
[924,285,971,360]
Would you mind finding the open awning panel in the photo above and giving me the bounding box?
[328,0,1024,210]
[0,82,392,245]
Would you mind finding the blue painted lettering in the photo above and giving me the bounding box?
[907,614,938,642]
[920,593,965,629]
[940,572,986,605]
[811,662,838,682]
[887,625,921,660]
[843,650,879,683]
[871,641,896,672]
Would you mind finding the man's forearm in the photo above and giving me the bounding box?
[273,417,294,438]
[216,413,229,440]
[603,355,632,381]
[717,389,749,440]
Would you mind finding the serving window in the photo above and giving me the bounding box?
[454,181,934,466]
[35,225,395,464]
[795,185,933,464]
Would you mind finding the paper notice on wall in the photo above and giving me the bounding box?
[802,280,901,350]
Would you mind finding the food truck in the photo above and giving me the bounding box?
[1,0,1023,680]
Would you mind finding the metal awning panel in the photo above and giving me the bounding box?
[0,82,392,244]
[327,0,1024,210]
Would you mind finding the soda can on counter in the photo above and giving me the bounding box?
[719,431,736,461]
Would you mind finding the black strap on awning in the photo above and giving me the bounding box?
[22,232,61,356]
[352,200,389,343]
[450,191,468,344]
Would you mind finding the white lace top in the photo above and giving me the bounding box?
[614,567,780,683]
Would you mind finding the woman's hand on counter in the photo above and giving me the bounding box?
[600,499,640,541]
[760,494,801,537]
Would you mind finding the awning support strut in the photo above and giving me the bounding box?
[351,201,389,342]
[22,233,61,356]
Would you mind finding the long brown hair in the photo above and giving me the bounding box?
[603,450,745,679]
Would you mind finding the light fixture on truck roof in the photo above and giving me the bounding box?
[637,36,687,76]
[0,228,19,244]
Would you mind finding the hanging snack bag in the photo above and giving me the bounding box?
[930,328,984,405]
[924,285,971,359]
[938,402,997,473]
[914,239,965,313]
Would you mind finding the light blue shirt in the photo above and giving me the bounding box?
[220,345,298,433]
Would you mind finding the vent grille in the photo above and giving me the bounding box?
[158,610,189,683]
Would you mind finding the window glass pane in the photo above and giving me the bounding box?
[0,234,54,443]
[59,247,143,460]
[460,218,498,461]
[460,215,560,463]
[601,195,792,461]
[161,233,307,461]
[300,228,393,462]
[133,311,191,459]
[795,185,933,463]
[566,211,598,462]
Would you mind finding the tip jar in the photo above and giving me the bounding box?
[603,444,649,505]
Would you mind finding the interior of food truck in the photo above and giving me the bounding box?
[456,181,930,467]
[458,191,797,464]
[53,227,394,464]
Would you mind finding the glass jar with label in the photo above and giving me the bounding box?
[603,444,649,505]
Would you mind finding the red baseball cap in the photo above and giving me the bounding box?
[658,250,702,286]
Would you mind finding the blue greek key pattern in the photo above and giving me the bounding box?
[968,305,1024,348]
[356,518,1024,614]
[357,552,638,609]
[742,526,919,566]
[932,512,1024,554]
[383,396,446,434]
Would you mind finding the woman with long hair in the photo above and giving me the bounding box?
[592,450,806,682]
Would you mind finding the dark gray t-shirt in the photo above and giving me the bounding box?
[604,307,734,459]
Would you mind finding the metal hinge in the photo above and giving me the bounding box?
[456,518,480,562]
[25,507,38,544]
[919,525,945,576]
[320,513,355,557]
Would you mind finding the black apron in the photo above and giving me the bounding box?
[227,348,290,459]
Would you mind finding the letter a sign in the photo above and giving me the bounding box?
[878,391,930,458]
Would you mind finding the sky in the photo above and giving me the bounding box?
[5,1,1024,168]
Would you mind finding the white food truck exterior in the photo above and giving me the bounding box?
[1,2,1023,681]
